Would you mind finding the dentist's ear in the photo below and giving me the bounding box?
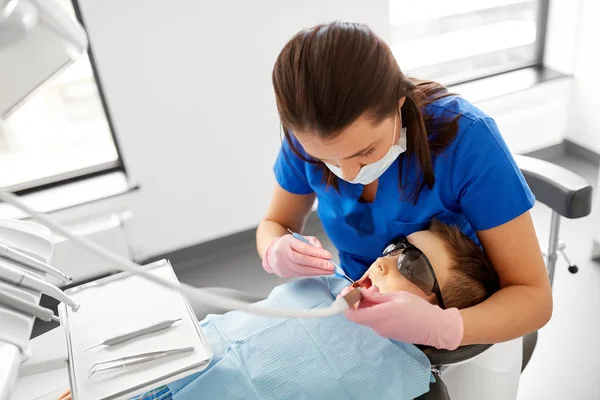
[398,96,406,108]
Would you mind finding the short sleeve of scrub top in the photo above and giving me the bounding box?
[449,116,535,231]
[273,136,314,195]
[271,96,536,280]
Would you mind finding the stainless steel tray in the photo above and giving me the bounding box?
[59,259,212,400]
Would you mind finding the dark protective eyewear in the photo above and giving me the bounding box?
[382,236,446,309]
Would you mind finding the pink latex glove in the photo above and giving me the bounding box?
[262,234,335,278]
[340,286,464,350]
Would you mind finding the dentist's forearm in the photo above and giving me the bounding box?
[458,284,553,345]
[256,220,288,259]
[257,187,316,260]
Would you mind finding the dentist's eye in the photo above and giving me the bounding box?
[360,148,375,158]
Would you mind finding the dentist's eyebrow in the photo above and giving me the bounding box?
[308,138,380,161]
[344,140,379,159]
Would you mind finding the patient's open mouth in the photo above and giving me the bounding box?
[353,275,372,289]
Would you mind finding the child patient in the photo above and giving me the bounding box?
[351,220,499,310]
[58,220,499,400]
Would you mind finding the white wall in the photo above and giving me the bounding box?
[463,77,571,154]
[564,0,600,245]
[33,0,579,265]
[544,0,582,76]
[73,0,390,260]
[474,0,581,155]
[566,0,600,154]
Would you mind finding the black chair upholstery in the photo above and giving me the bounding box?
[411,344,492,399]
[522,331,538,372]
[514,155,593,218]
[420,344,493,366]
[415,370,450,400]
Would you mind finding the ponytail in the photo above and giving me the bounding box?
[398,80,460,204]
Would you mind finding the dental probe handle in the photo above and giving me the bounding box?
[0,290,59,322]
[0,244,72,284]
[287,229,354,283]
[0,259,80,311]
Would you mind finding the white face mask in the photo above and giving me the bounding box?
[325,114,407,185]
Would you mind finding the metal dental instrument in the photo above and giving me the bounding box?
[0,259,80,311]
[0,243,72,284]
[84,318,183,352]
[286,228,354,283]
[88,346,195,377]
[0,290,60,322]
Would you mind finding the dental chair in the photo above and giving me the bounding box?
[194,154,593,400]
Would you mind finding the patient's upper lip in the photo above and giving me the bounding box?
[353,273,372,289]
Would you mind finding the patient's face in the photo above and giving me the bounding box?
[354,230,452,302]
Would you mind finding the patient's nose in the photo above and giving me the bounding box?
[375,257,394,275]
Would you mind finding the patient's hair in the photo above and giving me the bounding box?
[429,220,500,310]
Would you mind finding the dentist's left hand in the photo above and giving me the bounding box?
[341,286,464,350]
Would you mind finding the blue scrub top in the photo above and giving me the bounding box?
[273,95,535,281]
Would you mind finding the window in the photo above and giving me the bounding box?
[0,0,124,193]
[389,0,549,85]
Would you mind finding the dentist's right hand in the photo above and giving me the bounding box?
[261,234,335,278]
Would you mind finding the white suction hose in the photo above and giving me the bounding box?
[0,190,349,319]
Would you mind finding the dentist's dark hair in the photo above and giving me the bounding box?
[272,21,460,203]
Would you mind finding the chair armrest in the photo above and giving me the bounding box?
[419,344,493,366]
[514,155,593,219]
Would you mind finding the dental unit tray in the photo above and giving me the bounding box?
[58,260,212,400]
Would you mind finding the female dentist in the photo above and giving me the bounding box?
[256,22,552,399]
